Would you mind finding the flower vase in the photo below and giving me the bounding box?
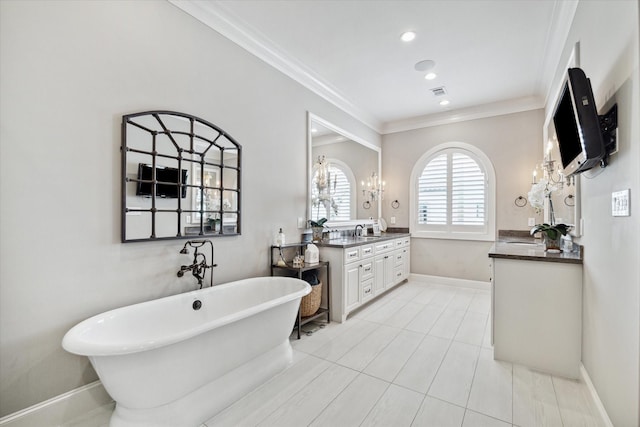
[312,227,324,242]
[543,233,562,253]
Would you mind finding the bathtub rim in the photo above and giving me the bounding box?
[62,276,310,356]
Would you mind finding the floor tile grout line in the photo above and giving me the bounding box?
[550,375,567,427]
[304,364,380,427]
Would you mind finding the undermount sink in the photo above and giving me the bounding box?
[502,241,539,246]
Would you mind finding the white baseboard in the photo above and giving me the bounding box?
[0,381,113,427]
[579,363,614,427]
[409,273,491,290]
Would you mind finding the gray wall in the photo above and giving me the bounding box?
[382,110,545,281]
[554,1,639,426]
[0,0,380,416]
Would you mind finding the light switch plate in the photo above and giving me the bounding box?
[528,217,536,226]
[612,189,630,216]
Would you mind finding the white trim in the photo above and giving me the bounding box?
[410,142,496,242]
[168,0,381,133]
[409,273,491,291]
[579,364,614,427]
[168,1,577,136]
[383,96,543,134]
[0,381,112,427]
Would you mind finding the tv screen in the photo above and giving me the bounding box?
[553,68,605,176]
[136,164,188,198]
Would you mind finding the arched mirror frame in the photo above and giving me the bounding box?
[121,111,242,242]
[307,112,381,226]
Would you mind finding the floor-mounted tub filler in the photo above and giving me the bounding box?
[63,277,311,427]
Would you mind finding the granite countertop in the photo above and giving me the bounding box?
[315,232,410,248]
[488,241,583,264]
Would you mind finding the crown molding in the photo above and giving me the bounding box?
[168,0,576,137]
[168,0,383,133]
[539,0,580,107]
[382,96,544,134]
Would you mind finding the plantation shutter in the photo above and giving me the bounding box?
[451,153,485,225]
[330,165,351,221]
[417,151,486,228]
[418,154,447,224]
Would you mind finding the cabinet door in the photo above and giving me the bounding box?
[383,254,395,288]
[345,263,361,312]
[374,255,385,293]
[402,248,410,280]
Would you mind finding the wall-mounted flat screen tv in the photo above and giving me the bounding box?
[136,163,188,198]
[553,67,606,176]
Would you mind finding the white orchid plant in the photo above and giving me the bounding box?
[527,178,558,214]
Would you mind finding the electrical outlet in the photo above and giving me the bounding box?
[528,217,535,226]
[390,216,396,224]
[297,217,306,228]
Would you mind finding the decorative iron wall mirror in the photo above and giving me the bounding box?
[121,111,241,242]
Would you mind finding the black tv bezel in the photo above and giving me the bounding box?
[136,163,188,199]
[552,67,606,176]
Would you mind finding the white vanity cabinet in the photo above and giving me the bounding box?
[321,235,410,322]
[489,243,583,379]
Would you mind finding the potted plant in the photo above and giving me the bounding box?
[309,218,328,242]
[207,216,221,232]
[530,223,570,253]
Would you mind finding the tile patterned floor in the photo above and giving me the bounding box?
[64,279,606,427]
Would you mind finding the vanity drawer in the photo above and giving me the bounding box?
[362,279,374,301]
[344,247,360,263]
[395,237,410,247]
[361,260,374,280]
[361,244,374,259]
[375,241,394,254]
[394,250,404,266]
[394,266,404,282]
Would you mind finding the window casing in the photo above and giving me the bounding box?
[411,142,495,241]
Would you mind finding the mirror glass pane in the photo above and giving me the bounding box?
[308,115,380,223]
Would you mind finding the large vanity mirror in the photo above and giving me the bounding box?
[121,111,241,242]
[541,120,581,236]
[307,113,381,225]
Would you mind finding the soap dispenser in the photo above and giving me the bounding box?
[275,228,285,247]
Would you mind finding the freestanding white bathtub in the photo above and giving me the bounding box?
[62,276,310,427]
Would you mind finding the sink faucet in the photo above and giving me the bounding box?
[177,240,217,289]
[354,224,364,237]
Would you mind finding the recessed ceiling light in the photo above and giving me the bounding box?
[414,59,435,72]
[401,31,416,42]
[311,128,318,133]
[424,72,437,80]
[439,99,450,106]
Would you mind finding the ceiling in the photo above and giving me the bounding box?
[171,0,578,134]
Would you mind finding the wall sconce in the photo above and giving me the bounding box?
[361,172,385,209]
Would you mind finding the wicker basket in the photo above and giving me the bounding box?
[300,282,322,317]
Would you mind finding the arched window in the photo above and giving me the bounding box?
[311,159,355,221]
[410,142,495,241]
